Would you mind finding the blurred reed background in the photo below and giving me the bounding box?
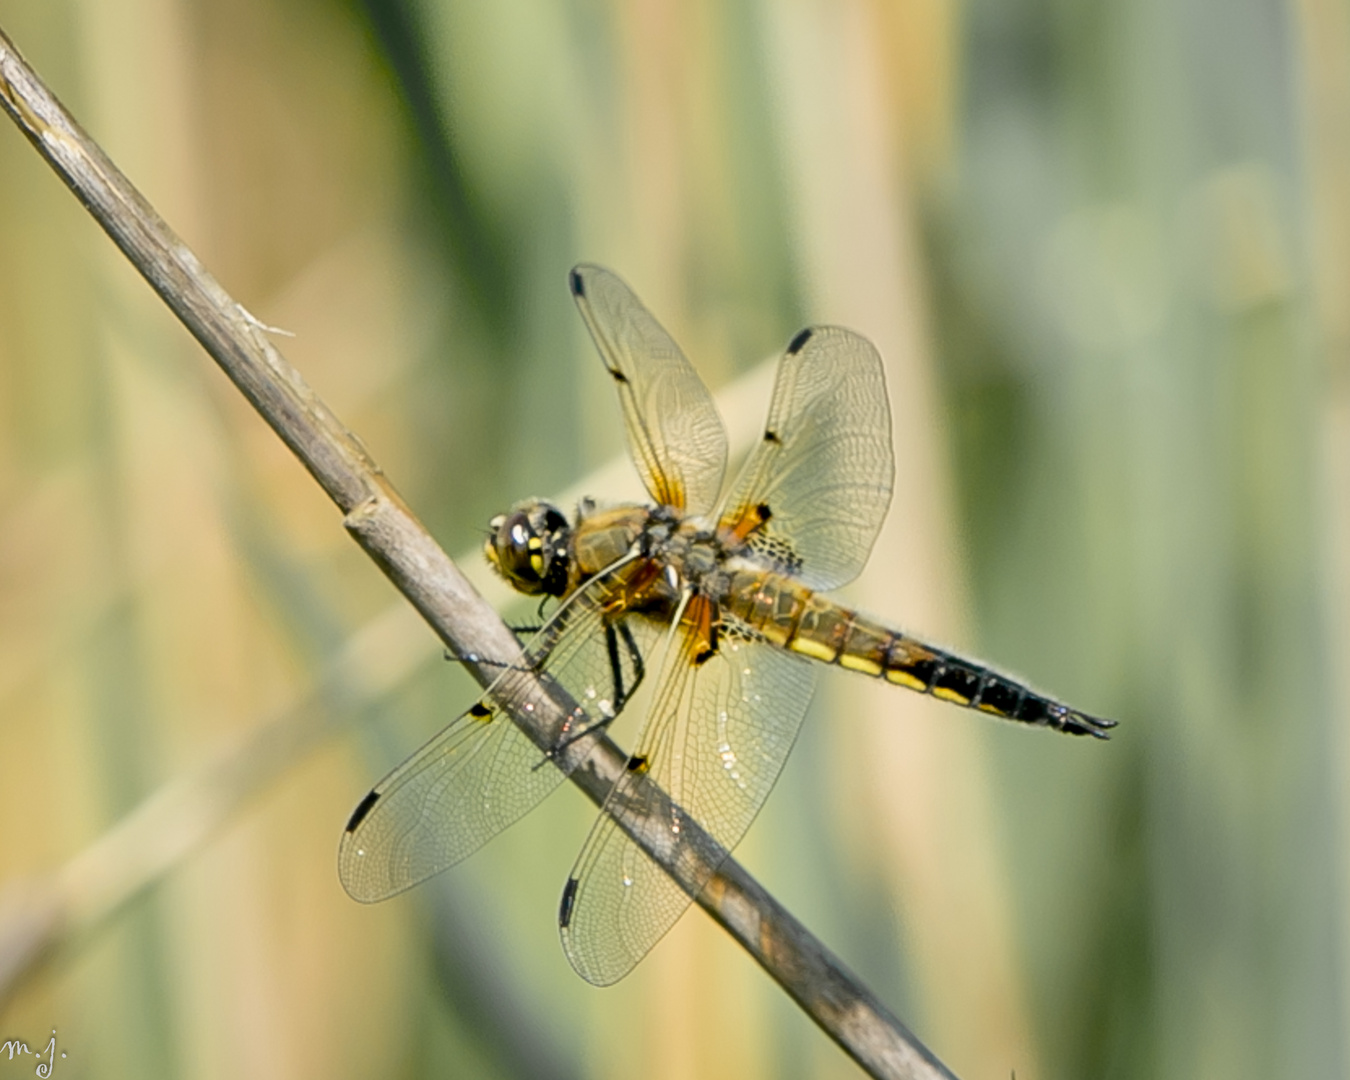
[0,0,1345,1077]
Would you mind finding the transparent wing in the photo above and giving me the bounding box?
[559,602,817,985]
[339,566,662,903]
[719,326,893,591]
[570,264,728,515]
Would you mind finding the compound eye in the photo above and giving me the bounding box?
[486,502,572,597]
[510,519,532,552]
[483,509,544,593]
[509,514,542,577]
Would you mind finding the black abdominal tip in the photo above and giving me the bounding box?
[569,268,586,296]
[787,327,813,355]
[1073,712,1117,740]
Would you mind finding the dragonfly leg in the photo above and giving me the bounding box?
[541,620,647,765]
[614,620,647,709]
[442,648,521,671]
[501,597,558,639]
[504,594,564,638]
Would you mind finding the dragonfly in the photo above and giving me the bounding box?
[339,264,1115,986]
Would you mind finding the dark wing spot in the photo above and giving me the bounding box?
[763,429,782,444]
[569,268,586,297]
[626,754,650,773]
[756,503,773,523]
[559,876,579,927]
[787,327,814,355]
[694,618,721,666]
[609,367,630,384]
[468,702,492,720]
[345,790,380,833]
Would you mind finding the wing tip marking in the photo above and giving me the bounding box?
[559,876,579,927]
[787,327,813,355]
[569,267,586,297]
[345,790,381,833]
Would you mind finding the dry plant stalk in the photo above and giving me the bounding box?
[0,25,957,1080]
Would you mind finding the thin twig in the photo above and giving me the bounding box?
[0,26,957,1080]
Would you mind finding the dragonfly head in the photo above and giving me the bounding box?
[485,501,573,597]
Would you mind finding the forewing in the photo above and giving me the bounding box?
[559,607,817,985]
[719,326,894,591]
[339,570,662,903]
[570,264,728,515]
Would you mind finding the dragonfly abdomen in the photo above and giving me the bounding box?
[723,572,1113,738]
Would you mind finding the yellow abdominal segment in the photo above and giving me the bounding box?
[790,636,838,663]
[838,653,883,676]
[885,669,928,691]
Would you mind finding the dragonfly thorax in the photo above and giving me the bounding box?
[641,514,731,597]
[485,500,572,597]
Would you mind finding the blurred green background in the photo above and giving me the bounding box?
[0,0,1345,1077]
